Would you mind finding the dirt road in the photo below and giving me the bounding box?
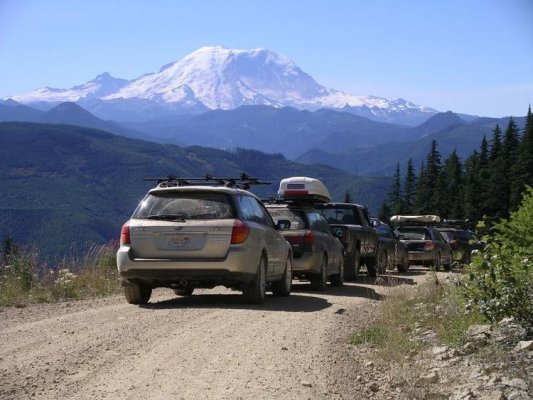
[0,271,424,399]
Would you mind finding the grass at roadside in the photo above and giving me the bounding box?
[0,242,120,307]
[349,273,485,361]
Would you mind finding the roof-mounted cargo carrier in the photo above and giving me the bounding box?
[144,173,270,190]
[278,177,331,203]
[390,215,441,225]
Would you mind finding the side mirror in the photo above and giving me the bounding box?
[276,219,291,230]
[370,220,379,228]
[333,227,344,238]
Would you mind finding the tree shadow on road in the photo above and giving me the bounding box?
[140,292,332,313]
[291,282,383,301]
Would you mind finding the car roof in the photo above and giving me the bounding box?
[316,202,365,208]
[148,185,258,198]
[263,202,314,210]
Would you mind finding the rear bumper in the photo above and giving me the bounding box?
[116,245,258,287]
[408,251,434,264]
[292,252,321,276]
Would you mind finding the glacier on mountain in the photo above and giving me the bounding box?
[7,46,436,124]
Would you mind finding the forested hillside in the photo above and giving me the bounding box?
[0,122,388,258]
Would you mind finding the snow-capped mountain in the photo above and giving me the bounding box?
[8,46,437,125]
[12,72,130,103]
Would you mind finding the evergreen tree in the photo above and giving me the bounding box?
[387,162,404,214]
[441,150,463,218]
[463,151,481,220]
[377,201,392,221]
[344,190,352,203]
[403,158,417,214]
[510,106,533,209]
[486,125,507,218]
[415,140,444,215]
[498,118,521,215]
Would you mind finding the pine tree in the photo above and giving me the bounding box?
[463,151,481,220]
[486,125,507,217]
[415,140,444,215]
[441,150,463,218]
[497,118,521,216]
[344,190,352,203]
[387,163,404,214]
[510,106,533,209]
[403,158,417,214]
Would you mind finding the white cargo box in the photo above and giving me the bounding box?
[390,215,441,224]
[278,177,331,203]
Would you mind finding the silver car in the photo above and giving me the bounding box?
[265,202,344,290]
[117,183,293,305]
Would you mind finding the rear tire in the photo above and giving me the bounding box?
[433,253,441,271]
[272,256,292,297]
[443,252,453,271]
[243,255,267,304]
[173,287,194,296]
[310,255,328,291]
[377,249,387,274]
[366,256,378,278]
[397,256,409,273]
[330,259,344,287]
[344,247,361,281]
[124,284,152,304]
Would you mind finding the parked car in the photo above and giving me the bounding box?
[116,175,293,305]
[315,203,380,279]
[265,201,344,290]
[436,227,483,264]
[391,215,453,271]
[371,218,409,273]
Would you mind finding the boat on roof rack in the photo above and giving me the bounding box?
[143,173,270,190]
[390,215,441,225]
[277,177,331,203]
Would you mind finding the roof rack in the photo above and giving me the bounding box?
[390,215,441,226]
[144,173,271,190]
[440,219,472,229]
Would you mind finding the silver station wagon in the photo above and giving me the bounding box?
[117,175,293,305]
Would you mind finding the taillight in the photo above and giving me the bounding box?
[424,242,435,251]
[231,220,250,244]
[450,240,459,250]
[120,222,130,246]
[303,230,314,244]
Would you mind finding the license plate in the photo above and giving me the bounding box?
[168,234,192,248]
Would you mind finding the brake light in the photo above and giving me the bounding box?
[424,242,435,251]
[303,230,314,244]
[450,240,459,250]
[120,222,130,246]
[231,220,250,244]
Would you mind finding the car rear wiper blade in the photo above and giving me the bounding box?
[145,214,187,221]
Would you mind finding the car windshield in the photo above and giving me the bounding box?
[439,230,456,241]
[396,227,430,240]
[267,208,308,230]
[133,192,235,220]
[317,208,361,225]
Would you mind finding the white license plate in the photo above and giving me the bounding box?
[168,234,192,248]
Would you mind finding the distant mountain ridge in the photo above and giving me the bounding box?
[0,121,389,258]
[6,46,438,125]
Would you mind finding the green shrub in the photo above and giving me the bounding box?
[464,187,533,328]
[0,241,120,306]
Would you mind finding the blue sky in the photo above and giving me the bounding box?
[0,0,532,117]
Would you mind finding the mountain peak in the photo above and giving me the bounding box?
[7,46,437,125]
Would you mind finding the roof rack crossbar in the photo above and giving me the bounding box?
[144,173,271,190]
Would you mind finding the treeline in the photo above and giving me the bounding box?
[379,106,533,222]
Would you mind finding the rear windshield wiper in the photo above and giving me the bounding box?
[145,214,187,221]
